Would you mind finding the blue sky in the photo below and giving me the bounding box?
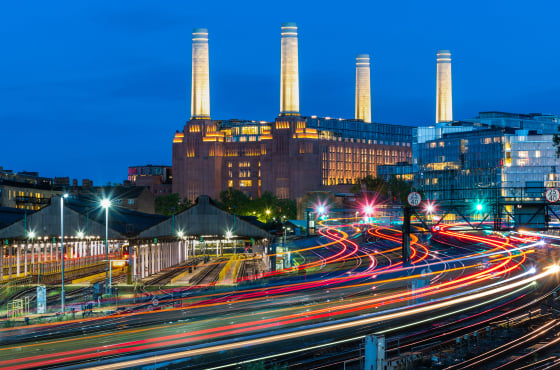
[1,0,559,185]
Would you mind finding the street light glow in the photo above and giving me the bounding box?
[364,205,373,215]
[28,231,36,238]
[476,203,483,211]
[77,231,85,239]
[100,198,111,295]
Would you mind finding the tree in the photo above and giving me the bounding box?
[350,175,388,195]
[219,188,251,214]
[155,193,192,215]
[351,175,412,204]
[387,176,412,204]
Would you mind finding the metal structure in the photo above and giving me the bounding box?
[413,186,560,231]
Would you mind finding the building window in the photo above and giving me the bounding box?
[240,180,252,187]
[128,199,135,205]
[228,180,233,187]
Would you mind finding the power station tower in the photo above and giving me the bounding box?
[280,22,300,116]
[436,50,452,123]
[191,28,210,119]
[355,54,372,123]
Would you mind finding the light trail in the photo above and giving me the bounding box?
[0,221,545,369]
[80,266,556,370]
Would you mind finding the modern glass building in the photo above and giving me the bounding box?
[415,112,560,225]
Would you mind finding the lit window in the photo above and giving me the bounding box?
[240,180,252,187]
[128,199,135,205]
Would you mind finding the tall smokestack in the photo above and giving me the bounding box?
[355,54,371,123]
[191,28,210,120]
[436,50,452,123]
[280,22,300,116]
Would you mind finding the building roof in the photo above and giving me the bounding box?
[0,196,166,239]
[64,197,166,237]
[137,195,269,239]
[0,207,28,229]
[0,195,269,240]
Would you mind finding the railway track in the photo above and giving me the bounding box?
[190,258,227,286]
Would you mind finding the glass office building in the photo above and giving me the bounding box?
[415,112,560,203]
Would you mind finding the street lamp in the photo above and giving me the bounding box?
[283,226,291,246]
[225,230,233,254]
[426,204,435,214]
[60,194,68,313]
[177,231,185,261]
[101,198,111,295]
[265,209,271,223]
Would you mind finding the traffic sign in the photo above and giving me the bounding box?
[407,192,422,207]
[545,188,560,203]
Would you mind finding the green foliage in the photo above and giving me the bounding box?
[387,176,413,204]
[154,193,192,215]
[219,188,251,214]
[351,175,412,203]
[218,189,297,223]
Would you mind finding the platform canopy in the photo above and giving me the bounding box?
[137,195,269,240]
[0,196,167,240]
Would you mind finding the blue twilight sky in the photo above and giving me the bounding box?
[1,0,560,185]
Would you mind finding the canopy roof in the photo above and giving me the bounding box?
[138,196,269,239]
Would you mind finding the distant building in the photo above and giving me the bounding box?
[0,168,62,210]
[128,165,172,196]
[54,177,70,187]
[82,179,94,188]
[72,185,156,214]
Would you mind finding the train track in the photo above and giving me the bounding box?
[189,258,227,286]
[143,258,200,286]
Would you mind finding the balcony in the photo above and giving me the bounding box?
[15,196,51,205]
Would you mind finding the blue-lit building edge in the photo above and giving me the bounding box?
[414,111,560,205]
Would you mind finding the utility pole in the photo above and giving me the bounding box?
[402,206,411,265]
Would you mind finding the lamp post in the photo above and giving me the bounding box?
[225,230,233,254]
[60,194,68,313]
[177,231,184,262]
[101,198,111,296]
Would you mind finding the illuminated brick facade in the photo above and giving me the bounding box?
[172,117,412,201]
